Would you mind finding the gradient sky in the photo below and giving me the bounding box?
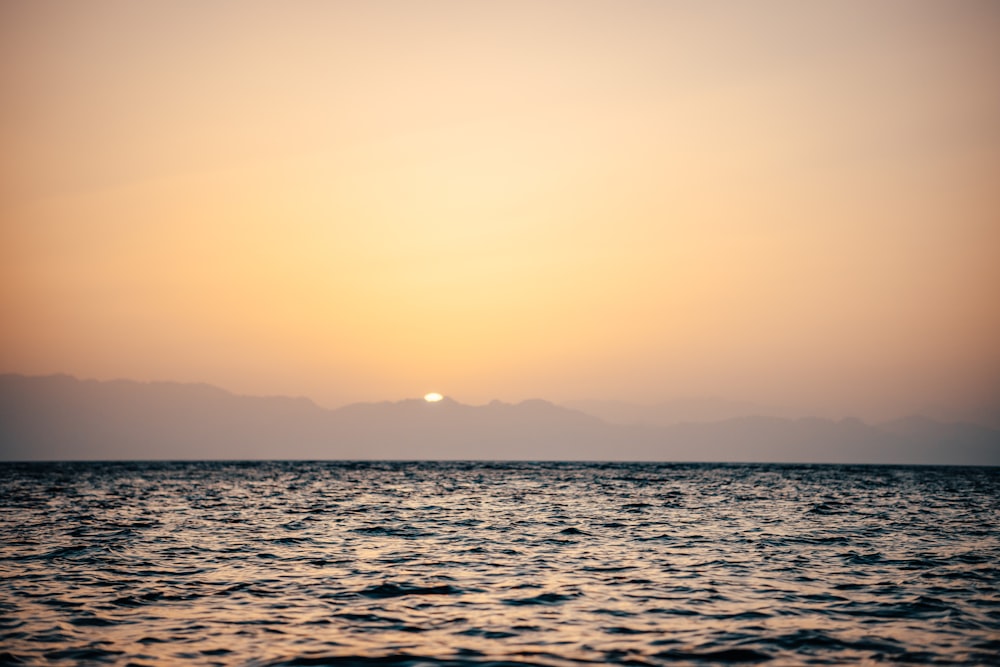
[2,1,998,423]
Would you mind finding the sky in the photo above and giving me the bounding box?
[2,1,998,424]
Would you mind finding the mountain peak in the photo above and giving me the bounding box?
[1,374,997,464]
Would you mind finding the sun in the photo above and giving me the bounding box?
[423,392,444,402]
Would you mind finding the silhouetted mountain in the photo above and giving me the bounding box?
[564,398,797,426]
[1,374,997,464]
[906,404,1000,432]
[0,374,332,460]
[878,415,999,460]
[329,396,611,460]
[645,416,995,466]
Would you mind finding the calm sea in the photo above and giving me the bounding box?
[1,461,998,666]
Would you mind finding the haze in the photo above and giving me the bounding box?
[2,1,998,426]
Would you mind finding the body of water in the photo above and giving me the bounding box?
[1,461,998,665]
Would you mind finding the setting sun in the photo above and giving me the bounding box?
[423,393,443,403]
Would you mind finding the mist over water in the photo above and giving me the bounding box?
[1,461,998,666]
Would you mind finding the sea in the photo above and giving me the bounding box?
[1,461,998,666]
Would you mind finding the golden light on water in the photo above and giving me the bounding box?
[424,393,444,403]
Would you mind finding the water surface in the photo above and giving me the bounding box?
[1,461,998,665]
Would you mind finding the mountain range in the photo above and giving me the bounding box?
[563,398,799,426]
[1,374,997,465]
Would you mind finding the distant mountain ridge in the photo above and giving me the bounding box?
[1,374,997,465]
[563,398,799,426]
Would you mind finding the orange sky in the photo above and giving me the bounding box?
[2,1,998,422]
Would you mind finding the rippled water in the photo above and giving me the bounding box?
[1,461,999,666]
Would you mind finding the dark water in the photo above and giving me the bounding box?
[1,462,999,666]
